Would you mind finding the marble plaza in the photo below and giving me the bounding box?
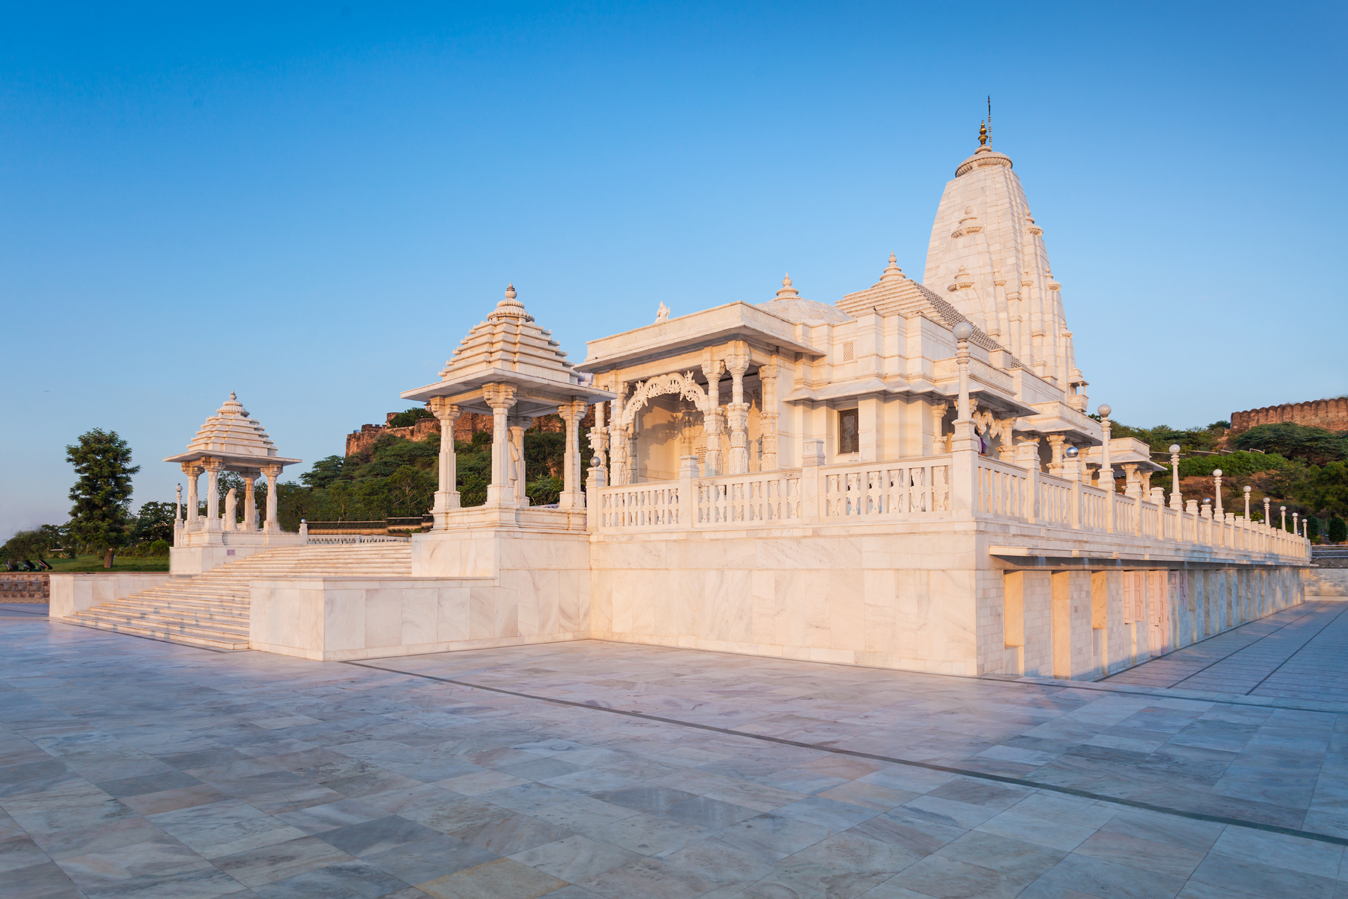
[52,128,1310,678]
[6,599,1348,898]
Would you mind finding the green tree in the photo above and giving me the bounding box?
[1330,517,1348,545]
[132,501,177,545]
[388,407,434,428]
[1234,423,1348,466]
[1,528,54,562]
[300,456,345,489]
[386,465,435,517]
[66,429,140,568]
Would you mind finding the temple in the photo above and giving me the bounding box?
[51,127,1310,679]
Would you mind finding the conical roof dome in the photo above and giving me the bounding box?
[163,393,300,468]
[439,285,581,388]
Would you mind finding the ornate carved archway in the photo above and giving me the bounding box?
[615,372,711,428]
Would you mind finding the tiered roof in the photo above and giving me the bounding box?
[836,256,1020,363]
[404,285,614,413]
[163,393,300,470]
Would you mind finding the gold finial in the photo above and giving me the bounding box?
[978,120,988,147]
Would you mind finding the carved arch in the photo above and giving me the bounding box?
[616,372,711,428]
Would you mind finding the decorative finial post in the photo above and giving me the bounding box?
[1243,485,1251,520]
[1169,444,1182,510]
[1264,496,1271,526]
[951,322,976,453]
[1280,505,1287,531]
[1293,511,1299,537]
[1212,469,1224,517]
[978,120,988,148]
[1098,405,1113,490]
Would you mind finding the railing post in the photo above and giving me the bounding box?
[801,439,824,523]
[678,455,698,527]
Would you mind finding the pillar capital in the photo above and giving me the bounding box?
[482,383,517,410]
[201,456,223,473]
[427,397,462,423]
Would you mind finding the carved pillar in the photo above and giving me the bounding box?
[726,347,751,475]
[482,383,518,506]
[1122,463,1141,498]
[701,357,726,476]
[759,355,779,471]
[558,399,588,510]
[609,421,630,486]
[998,420,1017,463]
[508,415,532,506]
[174,483,183,544]
[588,400,608,490]
[951,325,977,453]
[261,463,282,532]
[427,397,462,528]
[1046,435,1066,475]
[203,458,222,532]
[182,463,201,527]
[242,472,258,531]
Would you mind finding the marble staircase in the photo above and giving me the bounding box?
[70,543,413,650]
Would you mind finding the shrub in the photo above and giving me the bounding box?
[147,539,171,556]
[1330,517,1348,545]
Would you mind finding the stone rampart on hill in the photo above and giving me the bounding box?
[1230,398,1348,435]
[344,408,595,457]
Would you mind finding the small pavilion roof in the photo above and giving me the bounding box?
[163,393,300,471]
[402,285,615,417]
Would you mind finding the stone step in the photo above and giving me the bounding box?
[110,601,249,623]
[75,609,249,641]
[69,617,250,651]
[78,542,418,652]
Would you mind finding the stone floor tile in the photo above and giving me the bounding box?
[317,814,445,858]
[276,797,393,834]
[1187,850,1340,899]
[252,859,412,899]
[590,811,710,857]
[1069,829,1204,879]
[418,858,566,899]
[364,833,498,884]
[508,834,639,882]
[1096,808,1225,852]
[438,769,529,796]
[456,812,574,855]
[773,796,881,833]
[1018,853,1190,899]
[886,853,1038,899]
[974,808,1095,852]
[1209,822,1345,878]
[662,795,761,830]
[210,834,356,887]
[120,784,233,816]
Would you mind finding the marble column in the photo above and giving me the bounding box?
[1122,463,1141,498]
[243,472,258,532]
[609,421,630,486]
[428,397,462,528]
[559,399,588,510]
[759,355,779,471]
[1098,408,1113,487]
[174,484,183,544]
[261,463,282,532]
[1047,435,1066,475]
[182,463,200,528]
[951,327,976,453]
[726,348,751,475]
[508,415,532,506]
[203,458,222,532]
[701,358,725,476]
[588,401,608,490]
[482,383,518,507]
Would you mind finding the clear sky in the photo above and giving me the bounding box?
[3,1,1346,541]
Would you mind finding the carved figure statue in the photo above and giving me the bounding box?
[223,488,238,532]
[655,302,669,323]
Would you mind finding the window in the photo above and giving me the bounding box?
[839,408,859,455]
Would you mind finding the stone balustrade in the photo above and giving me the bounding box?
[593,450,1309,564]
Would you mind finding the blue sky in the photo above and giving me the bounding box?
[3,1,1345,540]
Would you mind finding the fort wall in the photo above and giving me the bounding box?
[1230,398,1348,435]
